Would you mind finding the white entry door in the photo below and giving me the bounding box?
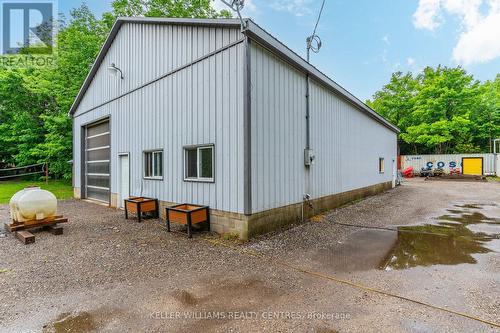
[119,154,130,208]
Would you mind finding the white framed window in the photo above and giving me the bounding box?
[184,145,214,182]
[144,150,163,179]
[379,157,385,174]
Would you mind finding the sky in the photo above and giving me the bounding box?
[60,0,500,102]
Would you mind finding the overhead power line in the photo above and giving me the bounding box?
[306,0,326,62]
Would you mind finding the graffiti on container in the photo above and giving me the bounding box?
[425,161,461,168]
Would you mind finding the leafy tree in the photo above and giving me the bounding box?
[368,66,498,154]
[409,66,479,153]
[54,5,112,112]
[0,1,231,178]
[111,0,231,18]
[29,5,112,179]
[366,71,418,153]
[470,75,500,152]
[0,69,50,166]
[0,5,110,178]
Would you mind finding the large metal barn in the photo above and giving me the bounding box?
[70,17,398,239]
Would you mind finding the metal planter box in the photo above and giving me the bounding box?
[124,197,159,222]
[165,204,210,238]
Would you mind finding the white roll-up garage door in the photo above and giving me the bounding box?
[84,120,110,203]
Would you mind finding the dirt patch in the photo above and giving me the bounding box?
[314,229,397,272]
[1,178,499,332]
[173,290,199,306]
[172,277,281,309]
[315,327,339,333]
[167,277,282,332]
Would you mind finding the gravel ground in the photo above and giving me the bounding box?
[0,178,498,333]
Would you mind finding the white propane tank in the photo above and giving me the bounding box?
[9,187,57,222]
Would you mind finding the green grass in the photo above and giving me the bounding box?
[0,179,73,204]
[486,176,500,182]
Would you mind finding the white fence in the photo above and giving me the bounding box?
[497,155,500,176]
[401,153,497,175]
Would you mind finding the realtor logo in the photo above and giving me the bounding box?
[1,0,57,54]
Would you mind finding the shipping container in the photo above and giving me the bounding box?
[401,154,496,175]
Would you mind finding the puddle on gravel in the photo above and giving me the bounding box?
[317,204,500,272]
[42,308,124,333]
[381,214,499,270]
[43,312,97,333]
[454,203,497,209]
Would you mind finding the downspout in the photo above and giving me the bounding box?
[302,2,324,220]
[305,42,312,155]
[302,35,316,222]
[306,73,311,152]
[303,71,312,222]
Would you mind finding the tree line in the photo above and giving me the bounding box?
[0,1,498,179]
[367,68,499,155]
[0,1,229,179]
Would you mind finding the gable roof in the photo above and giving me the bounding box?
[69,17,399,133]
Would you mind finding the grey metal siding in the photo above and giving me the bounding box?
[309,81,397,197]
[250,43,307,212]
[250,43,397,213]
[73,23,245,214]
[75,22,243,116]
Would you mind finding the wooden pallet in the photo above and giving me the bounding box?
[5,215,68,244]
[5,215,68,232]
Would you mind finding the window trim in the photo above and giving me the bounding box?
[143,149,164,180]
[379,157,385,174]
[183,144,215,183]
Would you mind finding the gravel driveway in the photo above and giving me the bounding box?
[0,178,498,333]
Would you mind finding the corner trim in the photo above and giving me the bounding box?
[243,36,252,216]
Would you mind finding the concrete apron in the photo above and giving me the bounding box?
[75,181,393,240]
